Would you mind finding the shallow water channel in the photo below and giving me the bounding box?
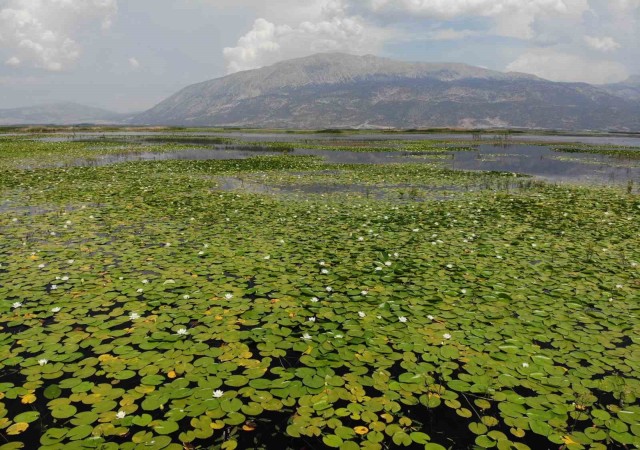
[52,139,640,187]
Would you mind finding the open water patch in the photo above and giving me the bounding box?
[26,136,640,186]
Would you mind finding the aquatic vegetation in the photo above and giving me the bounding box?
[0,134,639,449]
[551,144,640,160]
[0,138,204,170]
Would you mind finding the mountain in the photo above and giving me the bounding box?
[133,53,640,131]
[603,76,640,102]
[0,102,127,125]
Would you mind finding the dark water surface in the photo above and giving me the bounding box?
[448,144,640,185]
[29,130,640,185]
[40,131,640,147]
[49,141,640,186]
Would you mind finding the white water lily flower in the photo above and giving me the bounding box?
[443,333,452,339]
[427,315,435,321]
[325,286,333,292]
[384,261,392,266]
[358,237,364,241]
[38,264,46,268]
[358,311,366,318]
[67,259,74,264]
[176,328,188,336]
[398,316,407,323]
[308,317,316,322]
[51,307,61,313]
[12,302,22,308]
[310,297,319,303]
[412,228,420,232]
[136,288,144,293]
[129,312,140,320]
[61,276,69,281]
[446,264,453,269]
[50,285,57,290]
[522,362,529,368]
[38,359,48,366]
[183,295,190,300]
[213,390,224,398]
[116,411,126,419]
[301,333,312,340]
[263,255,270,260]
[393,252,399,257]
[142,279,149,284]
[319,261,326,266]
[321,269,329,274]
[361,290,368,296]
[224,293,233,300]
[461,289,467,294]
[616,284,623,289]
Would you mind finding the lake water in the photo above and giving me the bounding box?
[51,140,640,186]
[40,131,640,147]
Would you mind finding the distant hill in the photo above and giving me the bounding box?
[0,102,127,125]
[603,76,640,102]
[132,53,640,131]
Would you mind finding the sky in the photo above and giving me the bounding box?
[0,0,638,113]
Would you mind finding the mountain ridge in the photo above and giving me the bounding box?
[0,102,127,125]
[132,53,640,131]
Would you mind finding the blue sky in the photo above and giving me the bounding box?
[0,0,638,112]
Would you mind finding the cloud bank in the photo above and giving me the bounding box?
[223,2,385,74]
[222,0,638,84]
[0,0,118,71]
[507,49,628,84]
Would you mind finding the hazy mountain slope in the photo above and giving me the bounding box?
[603,76,640,102]
[132,53,640,131]
[0,102,126,125]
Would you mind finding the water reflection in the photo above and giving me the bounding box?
[24,141,640,186]
[449,145,640,185]
[39,131,640,147]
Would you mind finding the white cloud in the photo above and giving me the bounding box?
[128,57,141,69]
[584,35,621,52]
[5,56,21,67]
[223,0,386,73]
[0,0,118,71]
[506,49,628,84]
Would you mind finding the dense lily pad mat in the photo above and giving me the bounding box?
[0,138,203,170]
[0,138,639,450]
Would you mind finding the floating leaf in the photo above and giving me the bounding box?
[6,423,29,435]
